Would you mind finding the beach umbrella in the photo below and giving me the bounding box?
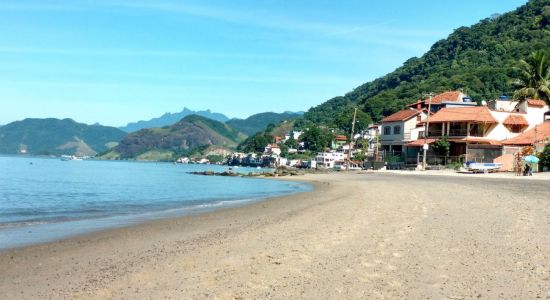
[522,155,540,164]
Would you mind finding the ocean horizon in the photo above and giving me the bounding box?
[0,156,311,250]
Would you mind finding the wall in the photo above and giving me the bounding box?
[519,102,549,128]
[488,111,523,140]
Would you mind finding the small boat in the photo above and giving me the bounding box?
[463,161,502,173]
[60,155,83,161]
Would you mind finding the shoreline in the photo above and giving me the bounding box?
[0,175,314,252]
[2,172,550,299]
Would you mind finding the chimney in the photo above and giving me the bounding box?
[417,99,421,111]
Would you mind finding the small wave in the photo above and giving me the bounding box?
[0,220,53,229]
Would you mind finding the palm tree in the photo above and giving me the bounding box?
[513,50,550,104]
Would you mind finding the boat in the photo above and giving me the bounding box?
[463,161,502,173]
[60,155,83,161]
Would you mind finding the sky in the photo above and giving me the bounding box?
[0,0,528,127]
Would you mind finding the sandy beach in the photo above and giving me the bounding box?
[1,172,550,299]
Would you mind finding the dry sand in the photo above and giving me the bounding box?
[1,172,550,299]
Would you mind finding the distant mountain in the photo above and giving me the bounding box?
[104,115,245,160]
[0,118,127,156]
[226,112,303,136]
[120,108,230,132]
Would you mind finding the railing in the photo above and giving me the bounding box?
[448,129,468,136]
[426,130,443,137]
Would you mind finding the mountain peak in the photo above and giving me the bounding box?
[119,108,230,132]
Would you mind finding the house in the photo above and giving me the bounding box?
[409,91,471,113]
[380,109,426,154]
[355,124,381,154]
[315,151,345,169]
[264,144,281,156]
[502,122,550,147]
[406,98,549,169]
[331,135,348,149]
[284,131,303,142]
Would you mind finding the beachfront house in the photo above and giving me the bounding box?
[380,109,426,155]
[405,97,549,170]
[315,151,345,169]
[264,144,281,156]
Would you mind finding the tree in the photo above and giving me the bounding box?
[284,135,298,149]
[300,125,332,153]
[513,51,550,104]
[238,132,274,154]
[431,136,450,156]
[538,143,550,171]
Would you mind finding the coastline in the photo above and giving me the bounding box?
[2,172,550,299]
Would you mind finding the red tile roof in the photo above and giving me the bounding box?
[381,109,419,123]
[334,135,347,141]
[429,107,497,123]
[527,99,547,107]
[502,122,550,146]
[427,91,462,104]
[406,138,438,147]
[502,114,529,126]
[450,137,502,146]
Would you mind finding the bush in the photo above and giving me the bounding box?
[538,143,550,171]
[431,136,450,156]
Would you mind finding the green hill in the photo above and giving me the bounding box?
[303,0,550,125]
[226,112,303,136]
[105,115,245,160]
[0,118,127,156]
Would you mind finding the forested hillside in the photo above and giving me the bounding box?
[226,112,302,136]
[0,118,126,156]
[303,0,550,125]
[104,115,245,160]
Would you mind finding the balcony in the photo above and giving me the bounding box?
[426,128,473,137]
[448,129,468,137]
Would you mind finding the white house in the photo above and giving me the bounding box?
[315,151,345,169]
[380,109,426,154]
[264,144,281,156]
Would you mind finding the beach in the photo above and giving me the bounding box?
[1,172,550,299]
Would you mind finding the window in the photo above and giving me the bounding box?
[509,125,523,133]
[383,126,391,135]
[393,126,401,135]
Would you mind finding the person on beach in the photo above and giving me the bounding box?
[523,164,533,176]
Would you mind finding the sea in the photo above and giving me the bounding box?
[0,156,311,250]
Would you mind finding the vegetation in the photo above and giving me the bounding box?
[513,50,550,103]
[300,125,333,153]
[206,154,225,163]
[226,112,302,136]
[237,132,275,154]
[431,136,451,156]
[301,0,550,125]
[0,118,126,156]
[109,115,243,159]
[538,143,550,170]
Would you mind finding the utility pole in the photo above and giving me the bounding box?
[347,107,358,171]
[422,93,434,171]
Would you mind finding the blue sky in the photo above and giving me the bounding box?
[0,0,527,126]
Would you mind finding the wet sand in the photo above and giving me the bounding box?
[1,173,550,299]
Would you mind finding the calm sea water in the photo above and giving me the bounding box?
[0,156,311,250]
